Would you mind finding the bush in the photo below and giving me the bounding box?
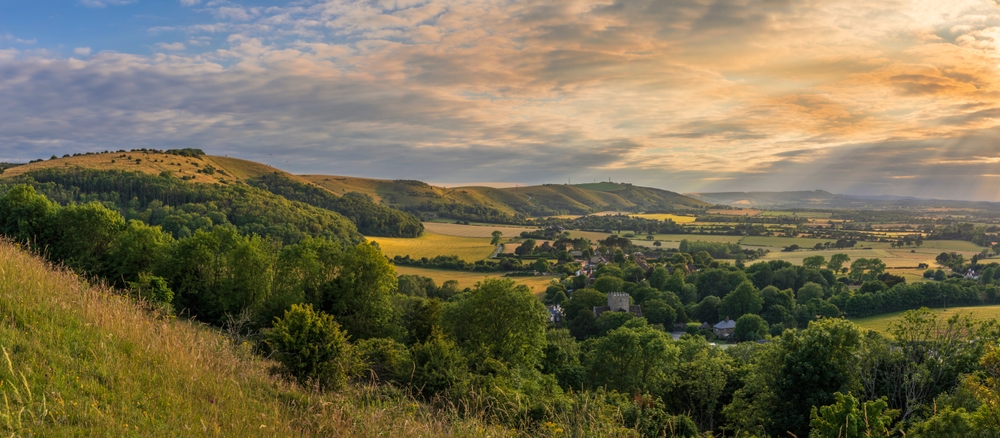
[265,304,359,390]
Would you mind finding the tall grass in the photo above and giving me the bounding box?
[0,241,511,436]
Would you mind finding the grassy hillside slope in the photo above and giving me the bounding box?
[0,242,502,436]
[1,152,423,238]
[303,176,709,220]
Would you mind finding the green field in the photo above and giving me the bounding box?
[851,305,1000,334]
[394,265,557,296]
[369,232,495,261]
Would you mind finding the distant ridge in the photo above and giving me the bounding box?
[303,176,709,219]
[687,190,1000,210]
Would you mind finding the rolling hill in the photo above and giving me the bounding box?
[304,176,709,220]
[2,150,706,226]
[0,151,423,238]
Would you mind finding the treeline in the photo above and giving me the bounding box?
[5,168,363,244]
[249,172,423,237]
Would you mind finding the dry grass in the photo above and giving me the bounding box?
[629,214,697,223]
[0,242,508,436]
[369,232,496,262]
[851,305,1000,334]
[393,266,558,296]
[422,222,540,238]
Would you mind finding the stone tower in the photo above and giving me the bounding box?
[607,292,630,312]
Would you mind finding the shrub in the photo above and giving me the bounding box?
[265,304,359,390]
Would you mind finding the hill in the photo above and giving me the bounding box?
[0,241,499,436]
[303,176,709,221]
[0,151,423,238]
[688,189,1000,212]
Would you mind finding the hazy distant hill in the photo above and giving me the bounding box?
[688,190,1000,211]
[304,176,709,220]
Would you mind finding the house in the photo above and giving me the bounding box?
[569,250,584,259]
[713,317,736,339]
[592,292,642,318]
[547,305,564,324]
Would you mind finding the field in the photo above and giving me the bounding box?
[851,305,1000,334]
[422,222,540,238]
[630,213,698,223]
[369,232,495,261]
[394,265,557,296]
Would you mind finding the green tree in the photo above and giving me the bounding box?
[410,331,468,397]
[317,242,398,340]
[442,278,548,369]
[718,281,763,321]
[734,314,769,342]
[490,230,503,245]
[583,319,678,394]
[797,282,825,304]
[809,393,896,438]
[593,276,625,293]
[265,304,359,390]
[802,255,826,269]
[642,298,676,327]
[106,220,174,285]
[828,253,850,273]
[0,184,57,246]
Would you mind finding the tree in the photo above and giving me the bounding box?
[593,276,625,293]
[531,258,550,273]
[828,253,850,273]
[642,299,676,327]
[849,258,886,283]
[490,230,503,245]
[317,242,398,340]
[442,278,548,369]
[410,331,468,397]
[809,393,896,438]
[0,184,57,246]
[515,239,536,256]
[802,255,826,269]
[719,281,763,321]
[265,304,359,390]
[734,314,769,342]
[584,319,678,394]
[797,282,825,304]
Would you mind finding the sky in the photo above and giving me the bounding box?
[3,1,1000,200]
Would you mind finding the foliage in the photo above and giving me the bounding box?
[808,393,896,438]
[442,278,548,369]
[265,303,360,390]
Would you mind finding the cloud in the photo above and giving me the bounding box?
[154,42,186,51]
[6,0,1000,199]
[79,0,136,7]
[74,47,92,56]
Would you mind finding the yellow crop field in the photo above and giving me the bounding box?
[852,305,1000,334]
[369,232,496,261]
[393,266,557,296]
[631,213,698,223]
[422,222,540,238]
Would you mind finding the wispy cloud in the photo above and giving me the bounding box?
[79,0,136,8]
[5,0,1000,199]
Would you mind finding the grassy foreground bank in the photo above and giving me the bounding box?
[0,242,504,436]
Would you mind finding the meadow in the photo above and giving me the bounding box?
[394,265,557,296]
[851,305,1000,334]
[368,232,495,261]
[421,222,540,238]
[629,213,698,223]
